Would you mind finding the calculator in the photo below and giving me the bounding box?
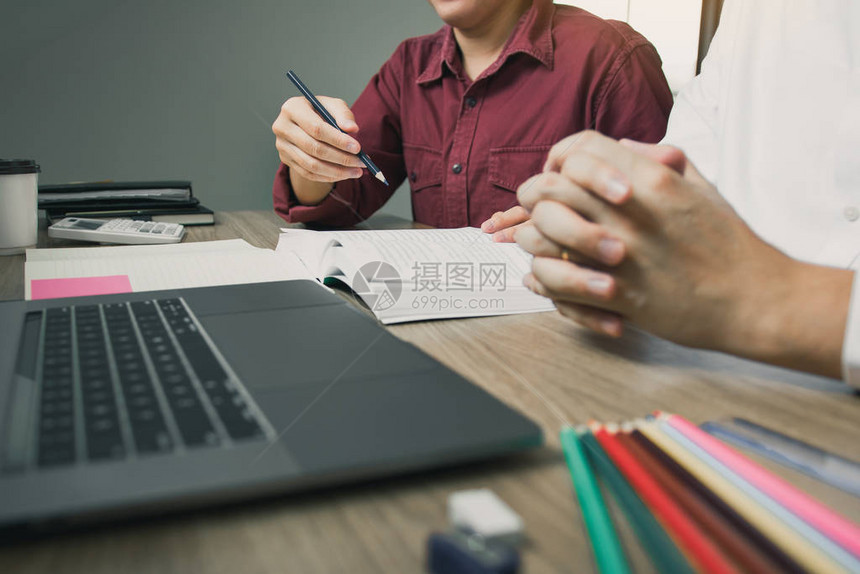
[47,217,185,245]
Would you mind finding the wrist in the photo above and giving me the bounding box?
[290,170,336,206]
[723,248,852,378]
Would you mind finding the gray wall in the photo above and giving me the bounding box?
[0,0,441,219]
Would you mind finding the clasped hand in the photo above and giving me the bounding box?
[513,130,792,352]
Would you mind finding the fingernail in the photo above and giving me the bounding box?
[523,275,535,291]
[483,220,495,232]
[601,318,620,336]
[597,238,623,263]
[606,176,629,202]
[347,141,360,153]
[587,276,612,296]
[351,169,363,178]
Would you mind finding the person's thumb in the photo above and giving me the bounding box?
[320,97,359,134]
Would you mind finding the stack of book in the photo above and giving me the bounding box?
[560,412,860,573]
[38,180,214,226]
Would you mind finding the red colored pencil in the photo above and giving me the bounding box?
[618,431,784,573]
[593,424,739,574]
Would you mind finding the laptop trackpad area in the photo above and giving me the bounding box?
[198,306,438,390]
[254,369,536,473]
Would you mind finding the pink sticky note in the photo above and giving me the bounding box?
[31,275,133,300]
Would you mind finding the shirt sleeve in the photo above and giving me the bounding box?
[660,0,738,183]
[592,42,674,144]
[843,270,860,388]
[273,46,408,227]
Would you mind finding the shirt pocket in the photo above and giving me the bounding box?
[488,145,553,195]
[403,143,444,224]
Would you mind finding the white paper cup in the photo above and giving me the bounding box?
[0,159,40,255]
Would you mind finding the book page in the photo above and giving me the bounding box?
[276,230,342,279]
[25,238,256,261]
[276,228,555,323]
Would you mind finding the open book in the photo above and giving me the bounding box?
[276,227,555,324]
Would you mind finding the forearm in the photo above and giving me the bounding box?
[273,162,398,228]
[290,170,335,206]
[724,256,853,380]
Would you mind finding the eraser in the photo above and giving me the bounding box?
[447,488,524,546]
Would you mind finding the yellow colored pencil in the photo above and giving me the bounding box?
[637,421,847,574]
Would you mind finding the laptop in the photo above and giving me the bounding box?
[0,280,542,534]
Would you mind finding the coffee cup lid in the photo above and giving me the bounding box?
[0,159,41,175]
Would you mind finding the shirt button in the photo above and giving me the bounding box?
[410,171,418,183]
[465,97,477,108]
[845,206,860,222]
[452,163,462,174]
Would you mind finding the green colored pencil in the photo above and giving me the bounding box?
[560,426,631,574]
[579,429,694,574]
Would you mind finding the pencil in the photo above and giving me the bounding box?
[559,426,630,574]
[579,430,694,574]
[657,418,860,573]
[639,420,848,574]
[592,424,737,574]
[617,429,783,573]
[665,413,860,560]
[631,429,802,574]
[702,419,860,497]
[286,70,389,186]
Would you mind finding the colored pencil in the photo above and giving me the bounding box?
[639,421,847,574]
[631,430,803,574]
[658,419,860,572]
[579,430,695,574]
[617,429,785,573]
[701,418,860,497]
[592,424,738,574]
[559,426,630,574]
[666,413,860,559]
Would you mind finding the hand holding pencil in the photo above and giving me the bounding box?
[272,70,388,207]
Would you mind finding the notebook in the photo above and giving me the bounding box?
[45,204,215,226]
[25,239,314,300]
[276,227,555,324]
[39,180,215,226]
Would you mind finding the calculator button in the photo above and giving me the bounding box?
[130,221,143,230]
[152,224,166,234]
[140,223,155,233]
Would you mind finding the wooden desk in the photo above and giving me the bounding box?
[1,211,858,573]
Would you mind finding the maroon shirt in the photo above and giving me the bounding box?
[274,0,673,228]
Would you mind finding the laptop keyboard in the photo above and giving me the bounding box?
[19,297,270,470]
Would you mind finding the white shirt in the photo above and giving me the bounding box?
[663,0,860,386]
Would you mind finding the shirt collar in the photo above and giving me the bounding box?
[417,0,555,85]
